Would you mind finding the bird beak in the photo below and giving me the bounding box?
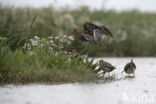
[63,34,73,41]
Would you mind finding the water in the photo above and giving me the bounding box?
[0,58,156,104]
[0,0,156,12]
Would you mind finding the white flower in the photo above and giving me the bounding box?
[51,43,57,47]
[59,45,63,49]
[55,36,60,39]
[54,52,59,56]
[64,51,68,54]
[23,43,32,50]
[30,39,38,46]
[49,40,54,44]
[48,36,54,39]
[23,43,27,49]
[34,36,40,40]
[49,47,53,51]
[59,39,64,43]
[83,55,88,58]
[29,51,35,56]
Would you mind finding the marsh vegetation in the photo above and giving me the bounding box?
[0,7,156,83]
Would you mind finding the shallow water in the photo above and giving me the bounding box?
[0,0,156,12]
[0,58,156,104]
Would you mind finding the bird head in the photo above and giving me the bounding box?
[130,59,135,65]
[72,29,79,35]
[130,59,133,63]
[130,58,136,69]
[99,60,104,65]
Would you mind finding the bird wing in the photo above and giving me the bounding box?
[124,63,130,71]
[83,22,113,38]
[132,63,136,69]
[93,29,103,42]
[100,61,115,71]
[83,22,100,34]
[105,62,115,69]
[82,33,94,41]
[100,26,113,38]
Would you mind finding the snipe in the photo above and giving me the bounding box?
[70,29,97,46]
[96,60,116,76]
[83,22,113,37]
[64,22,113,46]
[121,59,136,76]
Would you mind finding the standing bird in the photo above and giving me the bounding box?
[96,60,116,76]
[121,59,136,76]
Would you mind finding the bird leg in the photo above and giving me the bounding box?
[102,72,106,77]
[94,68,101,73]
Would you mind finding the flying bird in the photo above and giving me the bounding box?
[64,22,113,46]
[70,29,97,45]
[83,22,113,43]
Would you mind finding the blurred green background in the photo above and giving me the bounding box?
[1,7,156,57]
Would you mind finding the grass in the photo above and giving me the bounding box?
[1,7,156,56]
[0,6,155,83]
[0,36,100,84]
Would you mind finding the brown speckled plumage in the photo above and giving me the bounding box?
[96,60,116,76]
[122,59,136,76]
[64,22,113,46]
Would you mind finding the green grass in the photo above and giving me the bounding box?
[1,7,156,56]
[0,7,156,83]
[0,36,100,84]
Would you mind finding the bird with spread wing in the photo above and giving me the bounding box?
[64,22,113,46]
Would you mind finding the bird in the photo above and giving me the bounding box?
[83,22,113,44]
[64,29,100,46]
[121,59,136,76]
[71,29,97,45]
[63,28,101,54]
[69,49,79,57]
[95,60,116,76]
[69,49,83,61]
[64,22,113,46]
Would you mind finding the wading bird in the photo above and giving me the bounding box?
[64,22,113,46]
[83,22,113,37]
[96,60,116,76]
[121,59,136,76]
[70,29,97,46]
